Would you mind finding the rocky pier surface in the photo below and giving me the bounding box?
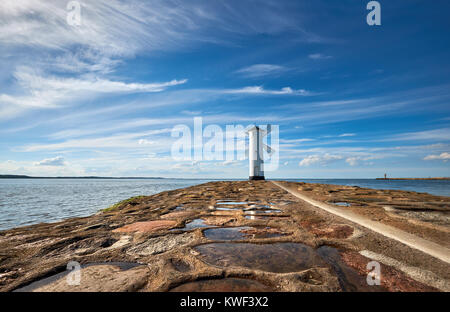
[0,181,449,292]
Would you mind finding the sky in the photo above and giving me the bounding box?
[0,0,450,179]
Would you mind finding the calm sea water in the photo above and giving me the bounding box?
[287,179,450,197]
[0,178,448,231]
[0,178,212,231]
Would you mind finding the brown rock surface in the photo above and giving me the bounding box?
[112,220,177,233]
[31,265,149,292]
[0,180,448,292]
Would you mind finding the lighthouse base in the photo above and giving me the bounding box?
[249,176,265,181]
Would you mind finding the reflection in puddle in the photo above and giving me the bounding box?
[245,215,288,220]
[329,202,351,207]
[204,227,283,241]
[194,243,327,273]
[244,210,282,217]
[248,204,272,209]
[215,207,242,211]
[216,201,249,205]
[172,219,215,231]
[245,215,269,220]
[169,278,273,292]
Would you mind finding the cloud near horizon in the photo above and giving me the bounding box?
[34,156,66,166]
[424,152,450,161]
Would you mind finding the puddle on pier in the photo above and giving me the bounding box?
[329,202,351,207]
[204,226,283,241]
[172,219,215,231]
[244,214,289,220]
[215,207,242,211]
[245,215,269,220]
[169,278,273,292]
[194,243,385,291]
[216,201,249,206]
[244,210,282,218]
[194,243,327,273]
[14,262,143,292]
[214,201,248,211]
[248,204,272,209]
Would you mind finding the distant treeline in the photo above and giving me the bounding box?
[0,174,164,179]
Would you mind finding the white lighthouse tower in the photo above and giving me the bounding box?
[247,125,272,180]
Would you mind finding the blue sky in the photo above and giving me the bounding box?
[0,0,449,178]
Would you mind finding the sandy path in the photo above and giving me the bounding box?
[271,181,450,264]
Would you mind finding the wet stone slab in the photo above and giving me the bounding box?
[169,278,274,292]
[203,227,284,241]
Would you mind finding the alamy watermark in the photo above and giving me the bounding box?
[66,260,81,286]
[366,261,381,286]
[66,1,81,26]
[367,1,381,26]
[170,117,279,172]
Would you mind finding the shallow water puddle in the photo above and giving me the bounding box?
[248,204,273,209]
[194,243,327,273]
[244,210,282,217]
[329,202,351,207]
[169,278,273,292]
[215,201,249,211]
[216,201,249,205]
[215,207,242,211]
[172,219,214,231]
[194,243,385,291]
[204,226,283,241]
[245,215,269,220]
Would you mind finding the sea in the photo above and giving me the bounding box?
[0,178,448,231]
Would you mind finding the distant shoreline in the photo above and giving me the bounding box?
[1,174,450,180]
[375,177,450,180]
[0,174,164,179]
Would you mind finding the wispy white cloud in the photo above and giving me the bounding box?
[234,64,286,78]
[0,0,316,57]
[280,138,315,144]
[299,154,342,166]
[385,128,450,142]
[224,86,311,96]
[345,155,381,166]
[20,128,174,152]
[14,69,187,94]
[0,67,187,119]
[308,53,332,60]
